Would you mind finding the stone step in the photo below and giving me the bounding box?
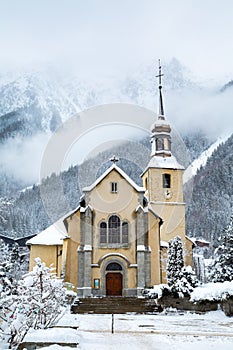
[71,297,161,314]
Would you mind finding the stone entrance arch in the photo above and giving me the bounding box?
[100,257,128,296]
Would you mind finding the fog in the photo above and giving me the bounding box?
[1,76,233,186]
[0,133,50,185]
[0,0,233,83]
[167,88,233,138]
[0,0,233,186]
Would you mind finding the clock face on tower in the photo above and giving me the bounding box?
[164,189,173,200]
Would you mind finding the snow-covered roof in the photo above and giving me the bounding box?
[26,219,68,245]
[83,163,145,193]
[142,155,184,175]
[150,118,170,130]
[188,237,210,247]
[160,240,169,248]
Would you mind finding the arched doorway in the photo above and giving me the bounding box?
[106,263,123,296]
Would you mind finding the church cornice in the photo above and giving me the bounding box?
[150,201,186,206]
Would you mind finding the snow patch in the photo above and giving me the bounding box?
[191,281,233,302]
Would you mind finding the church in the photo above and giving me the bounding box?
[27,65,193,297]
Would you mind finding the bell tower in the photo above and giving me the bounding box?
[142,60,186,242]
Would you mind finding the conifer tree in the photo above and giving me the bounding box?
[166,236,198,297]
[0,240,12,295]
[167,236,184,287]
[209,214,233,282]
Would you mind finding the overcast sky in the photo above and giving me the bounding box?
[0,0,233,83]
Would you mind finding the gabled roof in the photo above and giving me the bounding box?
[26,219,68,246]
[83,164,145,193]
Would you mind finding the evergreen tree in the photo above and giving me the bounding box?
[167,236,184,287]
[8,243,21,282]
[166,236,198,297]
[209,214,233,282]
[0,240,12,295]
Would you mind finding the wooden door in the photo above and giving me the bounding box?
[106,273,122,296]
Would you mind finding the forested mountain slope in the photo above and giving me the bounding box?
[186,133,233,247]
[0,131,213,239]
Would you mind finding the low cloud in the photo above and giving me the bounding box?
[166,87,233,138]
[0,133,49,186]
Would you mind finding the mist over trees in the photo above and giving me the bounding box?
[0,130,208,238]
[1,129,232,254]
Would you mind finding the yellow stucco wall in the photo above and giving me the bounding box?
[185,237,194,267]
[65,213,80,287]
[29,244,63,276]
[142,167,186,241]
[143,168,184,203]
[142,164,192,284]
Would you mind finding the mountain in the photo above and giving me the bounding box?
[0,59,233,248]
[183,133,231,184]
[0,131,212,239]
[0,59,196,143]
[186,133,233,247]
[0,59,201,196]
[220,80,233,93]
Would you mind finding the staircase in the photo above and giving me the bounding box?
[71,297,161,314]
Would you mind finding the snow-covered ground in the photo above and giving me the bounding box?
[23,310,233,350]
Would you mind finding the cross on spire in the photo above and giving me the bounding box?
[110,155,119,164]
[156,59,164,88]
[155,59,164,117]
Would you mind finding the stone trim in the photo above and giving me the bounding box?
[97,253,132,267]
[100,256,128,296]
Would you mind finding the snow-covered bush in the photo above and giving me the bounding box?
[190,281,233,302]
[142,284,168,299]
[0,257,72,349]
[208,214,233,283]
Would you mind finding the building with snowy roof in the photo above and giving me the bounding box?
[27,65,193,297]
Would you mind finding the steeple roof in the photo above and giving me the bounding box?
[150,60,172,158]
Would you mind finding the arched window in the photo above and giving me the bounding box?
[122,221,129,244]
[163,173,171,188]
[109,215,120,244]
[106,262,122,271]
[100,221,107,243]
[99,215,129,246]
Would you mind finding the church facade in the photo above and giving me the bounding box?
[27,68,193,297]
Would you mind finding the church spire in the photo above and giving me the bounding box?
[156,59,164,118]
[150,59,172,158]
